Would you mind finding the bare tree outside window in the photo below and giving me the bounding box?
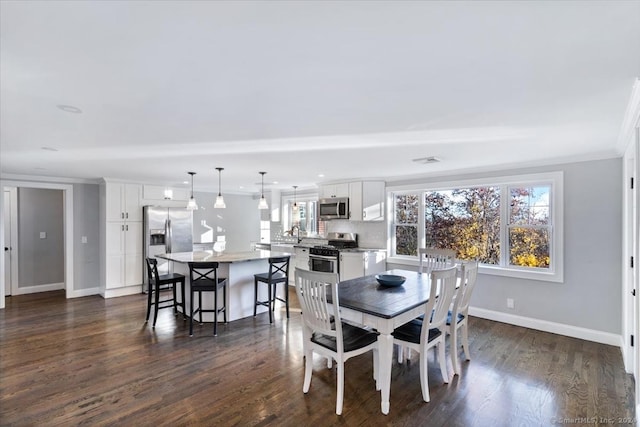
[393,194,419,256]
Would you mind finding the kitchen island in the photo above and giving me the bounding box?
[156,250,291,323]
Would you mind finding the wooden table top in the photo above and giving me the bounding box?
[333,269,433,319]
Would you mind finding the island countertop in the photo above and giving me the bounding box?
[156,249,291,264]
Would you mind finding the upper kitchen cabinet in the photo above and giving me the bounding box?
[142,185,189,202]
[355,181,385,222]
[105,182,142,222]
[321,183,349,199]
[322,181,385,221]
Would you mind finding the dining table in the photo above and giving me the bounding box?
[329,269,434,415]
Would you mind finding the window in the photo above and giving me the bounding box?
[388,172,563,282]
[282,196,319,237]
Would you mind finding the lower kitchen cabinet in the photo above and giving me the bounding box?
[294,246,310,271]
[339,250,387,281]
[104,220,143,296]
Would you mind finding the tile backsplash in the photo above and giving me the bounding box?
[325,220,386,249]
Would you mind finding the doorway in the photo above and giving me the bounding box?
[0,180,74,309]
[3,189,17,296]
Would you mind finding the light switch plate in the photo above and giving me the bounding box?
[82,236,88,244]
[40,231,46,239]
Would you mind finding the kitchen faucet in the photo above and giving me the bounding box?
[290,225,300,242]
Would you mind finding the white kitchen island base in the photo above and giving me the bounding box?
[157,250,290,323]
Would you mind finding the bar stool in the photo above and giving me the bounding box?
[145,257,186,328]
[187,262,228,336]
[253,256,291,323]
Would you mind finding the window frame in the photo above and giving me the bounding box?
[387,171,564,283]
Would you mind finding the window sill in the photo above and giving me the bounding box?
[386,256,563,283]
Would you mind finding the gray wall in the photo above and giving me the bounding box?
[191,192,261,252]
[387,158,622,334]
[18,188,64,287]
[73,183,100,290]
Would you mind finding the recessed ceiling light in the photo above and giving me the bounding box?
[57,104,82,114]
[318,173,325,178]
[182,180,189,185]
[272,181,278,185]
[412,156,441,164]
[41,147,58,152]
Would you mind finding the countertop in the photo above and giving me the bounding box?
[157,250,292,264]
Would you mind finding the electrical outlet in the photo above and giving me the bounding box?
[507,298,515,309]
[40,231,46,239]
[82,236,88,244]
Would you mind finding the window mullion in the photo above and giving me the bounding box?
[500,185,509,267]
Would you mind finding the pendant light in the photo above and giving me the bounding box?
[258,171,269,210]
[292,185,299,212]
[186,172,198,210]
[214,167,226,209]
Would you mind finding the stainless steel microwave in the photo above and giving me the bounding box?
[319,197,349,220]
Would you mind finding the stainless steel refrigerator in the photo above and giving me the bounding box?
[143,206,193,291]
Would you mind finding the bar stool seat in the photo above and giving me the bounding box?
[188,261,228,336]
[254,256,291,323]
[145,257,186,328]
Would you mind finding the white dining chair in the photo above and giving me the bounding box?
[392,266,458,403]
[294,268,379,415]
[397,247,457,363]
[446,260,479,375]
[419,247,456,273]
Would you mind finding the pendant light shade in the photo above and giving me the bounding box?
[186,172,198,210]
[258,171,269,210]
[214,167,226,209]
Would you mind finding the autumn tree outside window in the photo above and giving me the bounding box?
[388,172,563,283]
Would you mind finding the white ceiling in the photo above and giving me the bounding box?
[1,1,639,194]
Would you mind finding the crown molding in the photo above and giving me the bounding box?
[616,78,640,154]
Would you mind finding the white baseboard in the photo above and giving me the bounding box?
[13,282,64,295]
[68,287,100,298]
[469,307,621,347]
[101,285,143,299]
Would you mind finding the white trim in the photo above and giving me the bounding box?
[0,179,74,304]
[101,285,142,299]
[387,171,563,283]
[69,287,101,298]
[0,173,99,185]
[469,307,621,347]
[13,282,65,295]
[616,78,640,155]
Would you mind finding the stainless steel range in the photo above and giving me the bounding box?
[308,233,358,275]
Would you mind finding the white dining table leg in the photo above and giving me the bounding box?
[377,332,394,415]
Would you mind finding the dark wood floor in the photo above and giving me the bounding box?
[0,290,635,426]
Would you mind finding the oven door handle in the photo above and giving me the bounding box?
[309,254,338,261]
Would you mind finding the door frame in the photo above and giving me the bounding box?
[0,179,74,309]
[3,188,18,296]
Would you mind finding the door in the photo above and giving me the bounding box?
[3,190,12,296]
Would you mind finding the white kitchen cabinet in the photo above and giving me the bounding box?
[101,181,144,297]
[106,183,142,222]
[105,221,143,289]
[321,181,385,221]
[339,250,387,281]
[348,181,385,221]
[321,183,349,199]
[143,185,189,202]
[294,246,310,271]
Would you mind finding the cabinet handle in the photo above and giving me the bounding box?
[126,212,129,219]
[126,225,129,231]
[363,211,366,218]
[121,225,124,231]
[121,212,124,219]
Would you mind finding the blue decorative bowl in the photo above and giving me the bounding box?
[375,274,406,287]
